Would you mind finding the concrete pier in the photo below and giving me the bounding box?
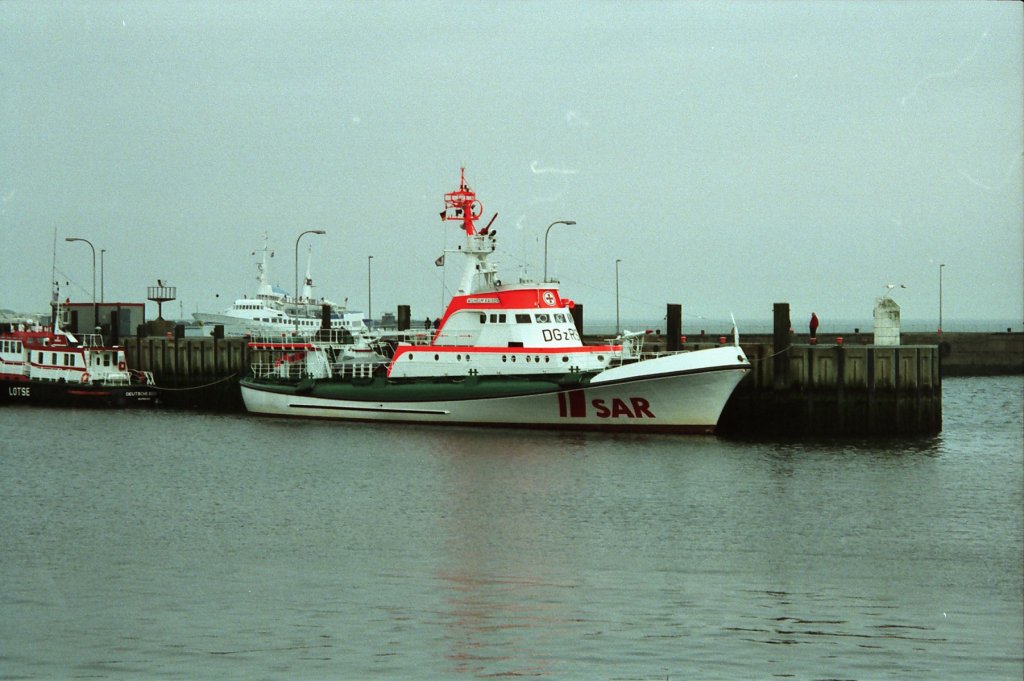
[717,342,942,437]
[613,302,944,437]
[122,301,1020,434]
[125,333,251,410]
[124,333,944,435]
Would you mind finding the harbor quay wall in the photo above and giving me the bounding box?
[592,330,1023,377]
[125,333,942,436]
[720,343,942,438]
[124,327,1019,435]
[583,324,976,436]
[125,335,251,411]
[920,331,1023,376]
[582,333,943,437]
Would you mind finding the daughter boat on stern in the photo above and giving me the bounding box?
[239,170,749,433]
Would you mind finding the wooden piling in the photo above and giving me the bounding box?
[773,302,791,389]
[666,304,681,352]
[570,303,584,337]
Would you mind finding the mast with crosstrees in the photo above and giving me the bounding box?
[441,168,499,296]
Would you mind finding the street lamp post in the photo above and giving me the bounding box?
[615,258,622,335]
[294,229,326,331]
[367,255,374,323]
[543,220,576,282]
[65,237,96,331]
[939,263,945,334]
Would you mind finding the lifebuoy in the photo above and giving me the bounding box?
[118,361,126,371]
[80,372,91,383]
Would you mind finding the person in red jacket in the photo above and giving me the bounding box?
[809,312,819,343]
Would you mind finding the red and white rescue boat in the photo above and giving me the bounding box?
[240,171,749,433]
[1,312,157,407]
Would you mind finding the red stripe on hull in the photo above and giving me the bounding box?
[568,389,586,417]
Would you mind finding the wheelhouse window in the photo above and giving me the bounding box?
[554,313,567,323]
[535,313,551,323]
[515,314,531,323]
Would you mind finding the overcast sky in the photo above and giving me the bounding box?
[2,1,1021,331]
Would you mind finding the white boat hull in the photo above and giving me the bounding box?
[241,346,749,433]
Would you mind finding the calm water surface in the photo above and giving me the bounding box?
[2,376,1021,680]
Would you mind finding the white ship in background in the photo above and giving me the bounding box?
[193,238,366,337]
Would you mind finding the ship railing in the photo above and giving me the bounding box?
[250,355,390,381]
[97,371,131,386]
[249,328,379,347]
[251,361,309,381]
[605,330,689,364]
[78,333,105,347]
[608,331,647,360]
[607,333,706,366]
[249,331,317,344]
[36,369,82,383]
[381,330,433,346]
[330,358,388,380]
[99,369,156,386]
[133,370,156,385]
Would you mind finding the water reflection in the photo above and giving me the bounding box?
[429,428,584,677]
